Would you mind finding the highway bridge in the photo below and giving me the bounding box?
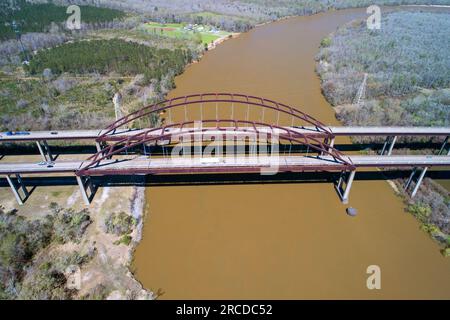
[1,93,449,205]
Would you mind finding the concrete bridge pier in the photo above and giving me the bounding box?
[380,136,397,156]
[404,167,428,198]
[36,140,54,162]
[76,175,97,205]
[335,170,356,204]
[5,174,29,205]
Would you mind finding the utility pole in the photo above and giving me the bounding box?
[11,20,30,64]
[353,73,368,107]
[113,92,123,121]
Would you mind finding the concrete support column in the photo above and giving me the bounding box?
[335,170,356,204]
[76,175,96,205]
[411,167,428,198]
[381,136,397,156]
[5,174,29,205]
[43,140,53,161]
[404,167,417,190]
[36,140,53,162]
[342,170,356,204]
[36,141,47,161]
[438,136,449,155]
[387,135,397,156]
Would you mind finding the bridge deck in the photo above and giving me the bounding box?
[1,155,449,176]
[1,126,449,142]
[328,126,450,136]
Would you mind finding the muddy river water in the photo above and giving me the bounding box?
[133,7,450,299]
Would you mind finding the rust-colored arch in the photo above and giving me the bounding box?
[98,93,333,141]
[78,119,353,175]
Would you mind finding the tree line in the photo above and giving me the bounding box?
[46,0,450,32]
[317,11,450,106]
[0,0,125,40]
[26,39,193,84]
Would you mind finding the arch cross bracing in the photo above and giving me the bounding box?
[77,120,354,176]
[98,93,334,141]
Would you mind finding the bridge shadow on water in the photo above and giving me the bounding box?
[0,142,446,157]
[1,170,449,189]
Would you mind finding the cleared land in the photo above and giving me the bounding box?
[141,22,232,45]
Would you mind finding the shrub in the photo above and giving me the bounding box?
[0,206,53,299]
[408,203,431,223]
[48,203,91,244]
[18,261,73,300]
[320,37,331,47]
[104,212,136,236]
[18,251,93,300]
[82,284,110,300]
[114,235,133,246]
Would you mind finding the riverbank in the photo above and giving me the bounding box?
[315,10,450,255]
[0,151,155,299]
[207,33,240,51]
[0,162,153,299]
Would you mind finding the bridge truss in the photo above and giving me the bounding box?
[78,119,354,176]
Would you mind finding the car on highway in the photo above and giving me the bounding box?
[4,131,31,136]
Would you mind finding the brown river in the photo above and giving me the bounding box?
[133,7,450,299]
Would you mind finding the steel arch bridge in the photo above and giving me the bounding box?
[98,93,334,141]
[2,93,450,206]
[78,119,354,176]
[76,93,354,176]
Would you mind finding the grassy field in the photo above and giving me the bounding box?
[141,22,232,45]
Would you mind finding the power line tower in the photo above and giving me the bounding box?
[11,20,30,64]
[353,73,368,107]
[113,92,123,121]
